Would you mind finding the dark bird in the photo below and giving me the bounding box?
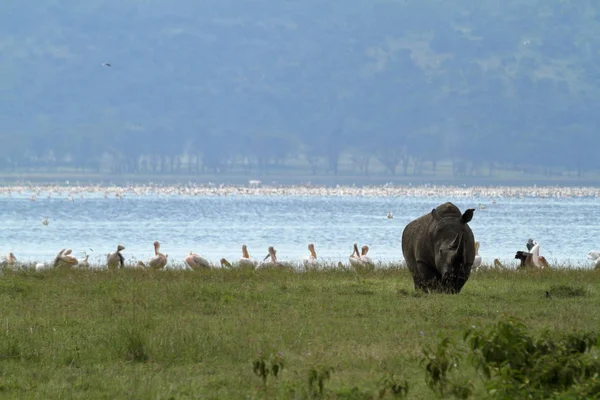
[102,62,111,67]
[526,238,536,251]
[515,250,533,268]
[545,291,551,299]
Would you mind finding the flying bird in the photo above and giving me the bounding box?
[102,62,111,67]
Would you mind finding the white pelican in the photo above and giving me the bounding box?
[185,251,210,270]
[588,250,600,260]
[79,255,90,268]
[529,242,544,268]
[349,243,363,267]
[260,246,284,269]
[587,250,600,269]
[473,241,482,270]
[107,245,125,270]
[54,249,78,269]
[148,241,168,269]
[303,243,318,268]
[239,244,258,268]
[360,245,374,266]
[135,260,146,269]
[2,252,17,267]
[35,262,46,271]
[515,240,547,269]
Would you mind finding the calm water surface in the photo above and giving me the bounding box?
[1,190,599,267]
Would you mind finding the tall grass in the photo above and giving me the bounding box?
[0,266,598,398]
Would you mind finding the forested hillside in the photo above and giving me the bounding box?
[1,0,599,178]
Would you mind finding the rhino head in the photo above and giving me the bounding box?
[430,208,475,293]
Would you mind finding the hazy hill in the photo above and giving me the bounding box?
[1,0,599,176]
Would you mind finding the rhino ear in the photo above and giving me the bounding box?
[461,208,475,223]
[431,208,441,221]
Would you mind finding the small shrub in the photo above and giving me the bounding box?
[252,351,284,387]
[122,328,149,363]
[420,337,472,399]
[308,365,334,398]
[547,284,587,298]
[464,316,600,399]
[378,373,409,398]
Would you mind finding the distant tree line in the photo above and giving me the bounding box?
[0,126,596,177]
[1,0,599,177]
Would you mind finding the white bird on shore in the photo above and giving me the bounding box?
[587,250,600,268]
[107,245,125,270]
[185,251,210,270]
[79,255,90,268]
[239,244,257,268]
[359,245,374,266]
[2,252,17,267]
[473,241,482,270]
[260,246,284,269]
[529,242,543,268]
[54,248,78,269]
[303,243,318,267]
[148,241,168,269]
[349,243,363,267]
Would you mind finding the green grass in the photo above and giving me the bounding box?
[0,266,599,399]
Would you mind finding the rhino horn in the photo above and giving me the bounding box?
[450,233,462,249]
[461,208,475,223]
[457,234,465,253]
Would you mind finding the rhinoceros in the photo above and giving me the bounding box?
[401,202,476,293]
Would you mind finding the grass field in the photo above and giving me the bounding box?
[1,266,599,399]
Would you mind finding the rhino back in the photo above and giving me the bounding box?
[434,202,462,218]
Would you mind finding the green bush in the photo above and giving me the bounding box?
[418,317,600,399]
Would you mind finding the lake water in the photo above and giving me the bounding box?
[1,185,599,268]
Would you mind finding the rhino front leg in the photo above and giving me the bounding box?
[414,261,442,292]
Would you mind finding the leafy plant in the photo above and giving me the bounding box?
[252,351,284,387]
[308,365,334,398]
[378,373,409,398]
[420,337,472,399]
[464,317,600,399]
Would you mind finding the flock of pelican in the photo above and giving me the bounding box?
[0,241,380,272]
[2,236,587,273]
